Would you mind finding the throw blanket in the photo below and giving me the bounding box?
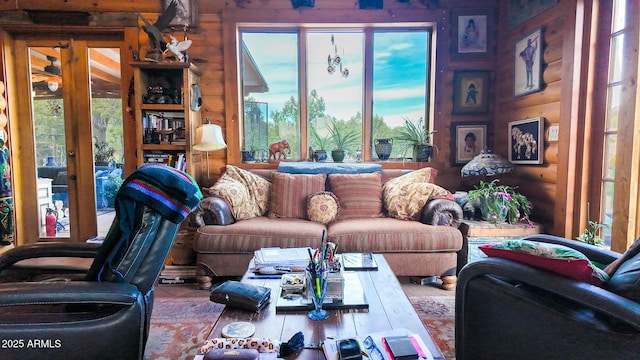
[278,162,382,174]
[116,164,203,237]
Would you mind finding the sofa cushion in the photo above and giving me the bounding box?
[479,239,610,285]
[207,165,271,220]
[328,172,383,220]
[268,172,326,220]
[307,191,340,224]
[382,168,451,220]
[604,237,640,301]
[195,217,326,253]
[327,217,462,252]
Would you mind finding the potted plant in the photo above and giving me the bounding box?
[468,179,533,226]
[310,126,330,162]
[397,117,437,162]
[94,140,115,166]
[241,132,257,163]
[327,119,360,162]
[576,220,608,246]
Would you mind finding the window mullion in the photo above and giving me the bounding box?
[299,28,309,160]
[363,28,374,162]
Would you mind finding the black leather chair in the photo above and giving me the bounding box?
[456,234,640,360]
[0,165,202,360]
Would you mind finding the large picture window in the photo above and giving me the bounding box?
[239,25,433,162]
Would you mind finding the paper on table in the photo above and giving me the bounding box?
[322,329,433,360]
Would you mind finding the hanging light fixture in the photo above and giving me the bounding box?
[47,81,59,92]
[193,120,227,179]
[327,34,349,78]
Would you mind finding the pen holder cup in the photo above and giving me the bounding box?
[306,269,329,320]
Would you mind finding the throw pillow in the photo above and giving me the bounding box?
[328,172,383,219]
[206,165,271,221]
[382,168,451,220]
[268,172,326,219]
[307,191,340,224]
[604,237,640,301]
[479,239,610,285]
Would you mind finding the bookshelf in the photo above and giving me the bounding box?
[131,61,202,179]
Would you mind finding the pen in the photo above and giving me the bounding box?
[315,276,321,298]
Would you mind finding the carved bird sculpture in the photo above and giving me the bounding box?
[138,0,177,52]
[164,35,192,62]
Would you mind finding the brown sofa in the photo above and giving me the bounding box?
[192,163,468,289]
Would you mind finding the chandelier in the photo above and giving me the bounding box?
[327,34,349,78]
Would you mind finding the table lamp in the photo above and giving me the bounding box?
[193,122,227,178]
[461,149,515,177]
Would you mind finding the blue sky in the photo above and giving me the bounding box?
[242,30,429,128]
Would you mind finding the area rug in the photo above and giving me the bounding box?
[145,296,456,360]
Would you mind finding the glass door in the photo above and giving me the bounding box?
[19,38,124,242]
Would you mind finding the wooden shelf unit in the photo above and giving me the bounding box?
[131,61,202,180]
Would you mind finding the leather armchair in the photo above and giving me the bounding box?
[455,234,640,360]
[0,165,201,360]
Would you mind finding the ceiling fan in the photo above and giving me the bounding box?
[31,54,62,92]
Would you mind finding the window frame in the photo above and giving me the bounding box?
[222,9,439,166]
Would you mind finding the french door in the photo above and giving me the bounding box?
[12,35,125,243]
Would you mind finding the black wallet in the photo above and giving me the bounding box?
[210,280,271,312]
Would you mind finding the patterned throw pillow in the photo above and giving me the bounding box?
[307,191,340,224]
[268,172,326,219]
[382,168,451,220]
[479,239,610,285]
[207,165,271,221]
[328,172,384,219]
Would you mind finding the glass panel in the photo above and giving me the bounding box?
[609,34,624,83]
[612,0,626,33]
[606,85,620,131]
[241,32,300,160]
[29,47,68,238]
[307,31,363,161]
[601,181,614,247]
[372,30,429,160]
[89,47,123,236]
[603,134,617,179]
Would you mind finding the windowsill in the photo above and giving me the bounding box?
[233,160,434,170]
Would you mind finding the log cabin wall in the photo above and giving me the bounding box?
[0,0,587,238]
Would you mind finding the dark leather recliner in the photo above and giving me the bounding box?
[0,165,202,360]
[455,234,640,360]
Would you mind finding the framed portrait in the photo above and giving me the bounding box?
[453,70,490,114]
[514,28,543,97]
[451,9,493,60]
[507,0,558,29]
[508,117,544,164]
[451,121,489,166]
[165,0,199,28]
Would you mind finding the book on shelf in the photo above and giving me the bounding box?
[321,329,433,360]
[157,276,198,285]
[341,253,378,270]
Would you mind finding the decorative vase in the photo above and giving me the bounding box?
[45,156,57,167]
[314,150,328,162]
[241,150,256,163]
[331,150,345,163]
[374,138,393,161]
[413,144,432,162]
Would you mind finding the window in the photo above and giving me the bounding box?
[239,25,433,162]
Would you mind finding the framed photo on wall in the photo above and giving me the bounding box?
[453,70,490,114]
[165,0,199,28]
[450,121,489,166]
[514,28,543,97]
[508,117,544,164]
[451,9,492,60]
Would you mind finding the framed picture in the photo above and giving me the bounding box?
[451,9,492,60]
[507,0,558,29]
[165,0,198,28]
[451,121,489,166]
[508,117,544,164]
[514,28,543,97]
[453,70,490,114]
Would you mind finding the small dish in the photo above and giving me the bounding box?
[281,273,306,291]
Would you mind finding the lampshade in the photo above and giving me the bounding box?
[193,124,227,151]
[461,149,515,177]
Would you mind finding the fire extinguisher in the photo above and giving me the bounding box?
[45,208,57,237]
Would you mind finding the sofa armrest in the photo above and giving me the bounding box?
[192,196,235,227]
[420,198,463,227]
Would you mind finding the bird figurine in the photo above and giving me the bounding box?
[138,0,177,60]
[164,35,192,62]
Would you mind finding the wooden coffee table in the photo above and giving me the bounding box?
[205,254,444,360]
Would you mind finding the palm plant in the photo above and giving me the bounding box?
[327,119,360,151]
[397,117,437,161]
[310,126,331,151]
